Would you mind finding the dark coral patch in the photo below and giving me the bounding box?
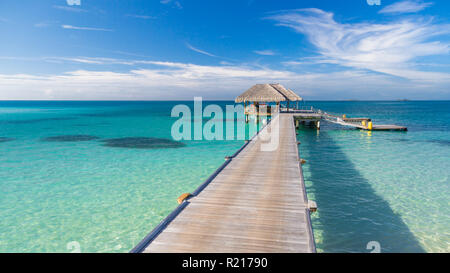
[391,138,450,147]
[0,137,15,143]
[428,139,450,146]
[100,137,185,149]
[5,117,76,124]
[42,135,100,142]
[390,139,411,143]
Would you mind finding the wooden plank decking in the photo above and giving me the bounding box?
[336,122,408,131]
[137,114,315,253]
[319,113,407,131]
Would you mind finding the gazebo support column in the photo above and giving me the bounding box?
[244,101,248,123]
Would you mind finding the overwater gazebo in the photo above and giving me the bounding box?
[235,84,286,104]
[235,83,303,119]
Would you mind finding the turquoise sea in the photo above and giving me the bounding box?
[0,101,448,253]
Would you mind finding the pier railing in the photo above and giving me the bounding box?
[288,106,406,131]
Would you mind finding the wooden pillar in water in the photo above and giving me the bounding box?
[255,102,260,123]
[244,101,248,123]
[316,121,321,130]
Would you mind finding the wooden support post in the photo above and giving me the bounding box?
[316,121,321,130]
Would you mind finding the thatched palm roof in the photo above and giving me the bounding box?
[270,84,303,102]
[287,88,303,101]
[235,84,286,103]
[235,83,303,103]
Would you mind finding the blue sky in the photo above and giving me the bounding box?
[0,0,449,100]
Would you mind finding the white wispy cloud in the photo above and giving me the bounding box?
[379,0,433,14]
[160,0,182,9]
[66,0,81,5]
[34,20,58,28]
[174,1,183,9]
[61,25,113,32]
[186,43,217,57]
[0,56,152,66]
[44,56,151,65]
[1,59,449,100]
[267,8,450,81]
[34,22,50,28]
[125,14,156,20]
[53,5,87,13]
[0,62,295,100]
[254,50,276,56]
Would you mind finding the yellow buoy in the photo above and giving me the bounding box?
[177,193,192,204]
[368,121,373,131]
[343,114,346,119]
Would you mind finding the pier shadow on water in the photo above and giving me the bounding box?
[299,126,425,253]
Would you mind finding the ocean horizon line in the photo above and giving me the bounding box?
[1,99,450,102]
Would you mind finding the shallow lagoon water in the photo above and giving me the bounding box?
[298,101,449,253]
[0,101,448,252]
[0,101,252,253]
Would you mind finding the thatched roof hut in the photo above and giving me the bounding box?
[235,83,302,103]
[287,89,303,101]
[235,84,286,103]
[270,84,303,102]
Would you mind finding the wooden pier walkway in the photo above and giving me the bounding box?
[290,110,407,131]
[324,115,408,131]
[132,113,316,253]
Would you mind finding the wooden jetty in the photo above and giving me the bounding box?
[131,113,316,253]
[320,112,407,131]
[131,84,407,253]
